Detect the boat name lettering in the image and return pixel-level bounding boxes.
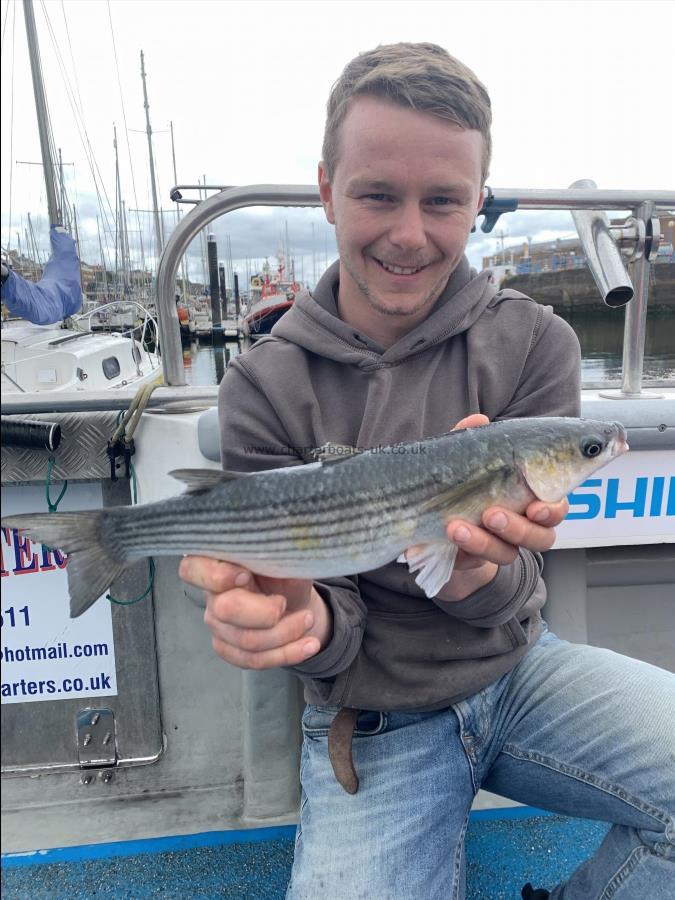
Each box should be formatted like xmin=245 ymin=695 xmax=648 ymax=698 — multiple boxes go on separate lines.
xmin=1 ymin=528 xmax=68 ymax=577
xmin=567 ymin=475 xmax=675 ymax=520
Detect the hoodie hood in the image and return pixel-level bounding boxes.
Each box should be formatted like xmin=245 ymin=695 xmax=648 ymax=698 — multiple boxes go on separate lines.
xmin=271 ymin=256 xmax=496 ymax=371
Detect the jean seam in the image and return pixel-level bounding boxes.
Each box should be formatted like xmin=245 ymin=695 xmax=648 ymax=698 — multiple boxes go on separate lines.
xmin=452 ymin=703 xmax=479 ymax=795
xmin=451 ymin=812 xmax=471 ymax=900
xmin=501 ymin=742 xmax=672 ymax=833
xmin=597 ymin=844 xmax=649 ymax=900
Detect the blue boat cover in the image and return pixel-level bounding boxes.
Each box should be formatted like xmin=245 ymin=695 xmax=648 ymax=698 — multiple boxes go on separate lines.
xmin=1 ymin=226 xmax=82 ymax=325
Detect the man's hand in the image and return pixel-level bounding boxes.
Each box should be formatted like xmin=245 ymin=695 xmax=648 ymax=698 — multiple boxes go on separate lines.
xmin=436 ymin=414 xmax=568 ymax=601
xmin=179 ymin=558 xmax=331 ymax=669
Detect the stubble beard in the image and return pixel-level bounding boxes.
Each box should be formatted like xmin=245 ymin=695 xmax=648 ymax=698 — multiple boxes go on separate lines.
xmin=342 ymin=253 xmax=451 ymax=318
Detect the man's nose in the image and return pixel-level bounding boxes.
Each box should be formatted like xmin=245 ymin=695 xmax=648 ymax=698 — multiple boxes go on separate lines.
xmin=389 ymin=203 xmax=427 ymax=251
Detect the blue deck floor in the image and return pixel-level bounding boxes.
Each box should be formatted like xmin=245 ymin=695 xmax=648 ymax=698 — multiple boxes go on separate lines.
xmin=2 ymin=808 xmax=609 ymax=899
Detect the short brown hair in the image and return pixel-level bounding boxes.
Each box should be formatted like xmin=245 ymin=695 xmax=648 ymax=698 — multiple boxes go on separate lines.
xmin=322 ymin=42 xmax=492 ymax=184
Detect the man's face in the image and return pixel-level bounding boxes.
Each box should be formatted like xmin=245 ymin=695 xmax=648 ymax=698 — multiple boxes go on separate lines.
xmin=319 ymin=96 xmax=484 ymax=324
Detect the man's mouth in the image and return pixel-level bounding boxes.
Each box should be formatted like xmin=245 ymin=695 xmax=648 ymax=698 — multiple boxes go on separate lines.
xmin=374 ymin=257 xmax=427 ymax=276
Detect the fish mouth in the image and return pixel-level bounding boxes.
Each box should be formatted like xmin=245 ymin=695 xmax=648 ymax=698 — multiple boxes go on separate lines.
xmin=610 ymin=422 xmax=630 ymax=457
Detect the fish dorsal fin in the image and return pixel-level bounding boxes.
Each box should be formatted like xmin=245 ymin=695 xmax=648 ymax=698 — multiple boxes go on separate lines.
xmin=313 ymin=442 xmax=362 ymax=463
xmin=169 ymin=468 xmax=246 ymax=492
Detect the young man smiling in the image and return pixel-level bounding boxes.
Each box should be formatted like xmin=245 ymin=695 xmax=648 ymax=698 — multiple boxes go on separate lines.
xmin=320 ymin=94 xmax=485 ymax=343
xmin=180 ymin=43 xmax=675 ymax=899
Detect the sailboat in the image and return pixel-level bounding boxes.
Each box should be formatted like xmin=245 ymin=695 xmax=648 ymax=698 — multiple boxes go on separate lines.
xmin=0 ymin=1 xmax=161 ymax=394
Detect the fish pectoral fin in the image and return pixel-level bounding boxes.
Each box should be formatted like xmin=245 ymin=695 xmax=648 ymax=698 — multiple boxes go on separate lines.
xmin=418 ymin=465 xmax=511 ymax=516
xmin=169 ymin=468 xmax=247 ymax=492
xmin=403 ymin=540 xmax=459 ymax=598
xmin=312 ymin=442 xmax=362 ymax=463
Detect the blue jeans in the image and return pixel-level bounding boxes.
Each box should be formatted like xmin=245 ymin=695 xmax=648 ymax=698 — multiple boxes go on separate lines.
xmin=286 ymin=629 xmax=675 ymax=899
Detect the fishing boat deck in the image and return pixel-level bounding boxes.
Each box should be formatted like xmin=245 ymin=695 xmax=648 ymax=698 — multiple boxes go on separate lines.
xmin=1 ymin=808 xmax=609 ymax=899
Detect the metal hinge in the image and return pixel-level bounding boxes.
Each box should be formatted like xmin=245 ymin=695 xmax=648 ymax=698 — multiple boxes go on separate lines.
xmin=76 ymin=708 xmax=116 ymax=769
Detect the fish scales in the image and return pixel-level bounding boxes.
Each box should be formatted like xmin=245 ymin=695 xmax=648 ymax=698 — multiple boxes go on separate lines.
xmin=114 ymin=483 xmax=440 ymax=557
xmin=0 ymin=417 xmax=629 ymax=617
xmin=112 ymin=460 xmax=455 ymax=547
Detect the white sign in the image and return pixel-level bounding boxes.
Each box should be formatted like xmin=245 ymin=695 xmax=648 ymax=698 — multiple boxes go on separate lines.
xmin=1 ymin=484 xmax=117 ymax=705
xmin=556 ymin=449 xmax=675 ymax=548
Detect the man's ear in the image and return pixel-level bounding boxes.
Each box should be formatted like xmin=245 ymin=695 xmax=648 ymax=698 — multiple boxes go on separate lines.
xmin=318 ymin=162 xmax=335 ymax=225
xmin=476 ymin=184 xmax=486 ymax=216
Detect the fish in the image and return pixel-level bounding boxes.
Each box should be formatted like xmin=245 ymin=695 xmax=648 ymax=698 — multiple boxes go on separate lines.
xmin=1 ymin=417 xmax=628 ymax=618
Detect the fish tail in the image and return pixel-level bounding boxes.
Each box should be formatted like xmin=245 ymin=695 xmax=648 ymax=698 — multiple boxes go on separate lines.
xmin=1 ymin=511 xmax=127 ymax=618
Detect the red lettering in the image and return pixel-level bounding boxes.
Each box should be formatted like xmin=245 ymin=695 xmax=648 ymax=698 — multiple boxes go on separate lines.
xmin=1 ymin=527 xmax=11 ymax=577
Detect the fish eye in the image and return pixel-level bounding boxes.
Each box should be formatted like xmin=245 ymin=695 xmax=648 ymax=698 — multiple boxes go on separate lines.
xmin=581 ymin=437 xmax=604 ymax=458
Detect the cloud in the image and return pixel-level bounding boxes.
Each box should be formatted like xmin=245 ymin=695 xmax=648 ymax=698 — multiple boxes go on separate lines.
xmin=3 ymin=189 xmax=585 ymax=285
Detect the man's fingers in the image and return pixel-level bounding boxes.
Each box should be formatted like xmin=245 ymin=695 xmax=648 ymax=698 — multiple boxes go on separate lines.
xmin=211 ymin=633 xmax=321 ymax=670
xmin=179 ymin=556 xmax=251 ymax=593
xmin=209 ymin=608 xmax=314 ymax=654
xmin=447 ymin=520 xmax=520 ymax=566
xmin=204 ymin=587 xmax=286 ymax=630
xmin=481 ymin=507 xmax=556 ymax=553
xmin=525 ymin=498 xmax=569 ymax=528
xmin=452 ymin=413 xmax=489 ymax=431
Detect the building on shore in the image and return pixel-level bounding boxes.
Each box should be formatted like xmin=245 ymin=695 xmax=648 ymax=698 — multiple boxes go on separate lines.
xmin=482 ymin=215 xmax=675 ymax=281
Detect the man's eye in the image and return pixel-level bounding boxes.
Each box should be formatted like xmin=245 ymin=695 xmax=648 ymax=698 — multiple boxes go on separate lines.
xmin=364 ymin=194 xmax=391 ymax=202
xmin=428 ymin=197 xmax=454 ymax=207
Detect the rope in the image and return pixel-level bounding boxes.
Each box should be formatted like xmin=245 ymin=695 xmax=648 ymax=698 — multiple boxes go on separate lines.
xmin=107 ymin=558 xmax=154 ymax=607
xmin=39 ymin=1 xmax=116 ymax=234
xmin=107 ymin=0 xmax=146 ymax=279
xmin=41 ymin=403 xmax=155 ymax=606
xmin=45 ymin=457 xmax=68 ymax=512
xmin=111 ymin=380 xmax=159 ymax=445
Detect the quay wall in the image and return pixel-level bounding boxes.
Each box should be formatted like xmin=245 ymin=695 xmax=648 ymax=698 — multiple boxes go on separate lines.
xmin=503 ymin=262 xmax=674 ymax=316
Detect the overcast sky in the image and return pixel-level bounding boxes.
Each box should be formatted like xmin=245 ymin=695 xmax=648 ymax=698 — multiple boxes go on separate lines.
xmin=2 ymin=0 xmax=673 ymax=286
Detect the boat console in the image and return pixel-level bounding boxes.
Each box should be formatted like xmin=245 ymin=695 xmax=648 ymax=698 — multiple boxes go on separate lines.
xmin=2 ymin=183 xmax=673 ymax=857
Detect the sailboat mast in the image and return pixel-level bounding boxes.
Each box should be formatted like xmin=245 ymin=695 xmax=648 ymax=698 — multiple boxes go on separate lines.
xmin=114 ymin=124 xmax=120 ymax=299
xmin=170 ymin=120 xmax=189 ymax=302
xmin=140 ymin=50 xmax=163 ymax=263
xmin=22 ymin=0 xmax=61 ymax=227
xmin=97 ymin=214 xmax=109 ymax=298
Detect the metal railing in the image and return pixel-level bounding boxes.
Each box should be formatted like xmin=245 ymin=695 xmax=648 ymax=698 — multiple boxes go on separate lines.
xmin=155 ymin=184 xmax=675 ymax=392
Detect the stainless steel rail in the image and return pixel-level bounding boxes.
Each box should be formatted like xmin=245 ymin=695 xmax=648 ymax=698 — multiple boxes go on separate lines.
xmin=156 ymin=184 xmax=675 ymax=388
xmin=156 ymin=186 xmax=320 ymax=384
xmin=621 ymin=200 xmax=656 ymax=397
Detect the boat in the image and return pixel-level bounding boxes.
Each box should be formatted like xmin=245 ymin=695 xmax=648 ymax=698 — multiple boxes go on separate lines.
xmin=0 ymin=1 xmax=162 ymax=399
xmin=1 ymin=177 xmax=674 ymax=893
xmin=1 ymin=318 xmax=159 ymax=393
xmin=241 ymin=256 xmax=301 ymax=338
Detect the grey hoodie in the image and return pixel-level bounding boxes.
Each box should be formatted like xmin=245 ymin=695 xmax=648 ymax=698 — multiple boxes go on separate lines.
xmin=218 ymin=257 xmax=581 ymax=711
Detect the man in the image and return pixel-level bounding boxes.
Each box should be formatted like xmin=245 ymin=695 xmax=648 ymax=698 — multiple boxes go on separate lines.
xmin=180 ymin=43 xmax=674 ymax=899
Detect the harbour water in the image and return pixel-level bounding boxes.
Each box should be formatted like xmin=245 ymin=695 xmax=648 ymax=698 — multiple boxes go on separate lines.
xmin=181 ymin=311 xmax=675 ymax=387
